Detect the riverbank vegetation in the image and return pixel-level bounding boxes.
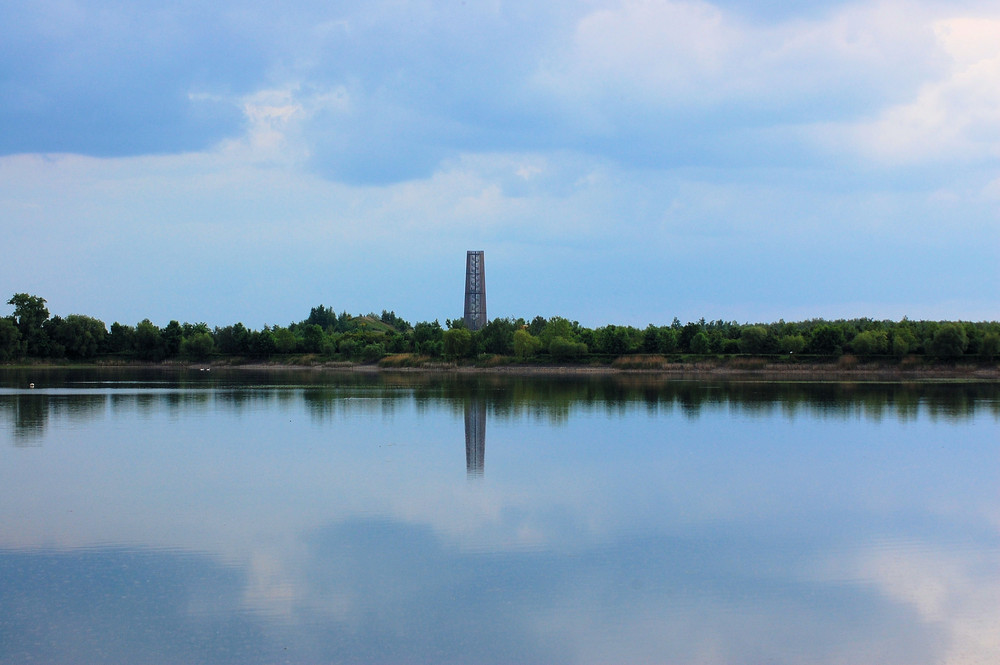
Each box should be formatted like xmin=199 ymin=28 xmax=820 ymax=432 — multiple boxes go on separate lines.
xmin=3 ymin=293 xmax=999 ymax=367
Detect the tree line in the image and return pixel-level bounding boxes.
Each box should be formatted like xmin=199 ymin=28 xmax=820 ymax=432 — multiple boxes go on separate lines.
xmin=3 ymin=293 xmax=999 ymax=364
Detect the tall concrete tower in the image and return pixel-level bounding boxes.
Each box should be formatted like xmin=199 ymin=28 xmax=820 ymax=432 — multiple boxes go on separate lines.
xmin=463 ymin=250 xmax=486 ymax=331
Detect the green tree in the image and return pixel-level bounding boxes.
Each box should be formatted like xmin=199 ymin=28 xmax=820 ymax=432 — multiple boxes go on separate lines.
xmin=738 ymin=325 xmax=770 ymax=354
xmin=642 ymin=325 xmax=660 ymax=353
xmin=305 ymin=305 xmax=338 ymax=331
xmin=443 ymin=328 xmax=473 ymax=359
xmin=379 ymin=310 xmax=411 ymax=331
xmin=658 ymin=327 xmax=679 ymax=353
xmin=272 ymin=326 xmax=298 ymax=354
xmin=7 ymin=293 xmax=50 ymax=356
xmin=181 ymin=332 xmax=215 ymax=360
xmin=527 ymin=316 xmax=547 ymax=337
xmin=380 ymin=330 xmax=407 ymax=353
xmin=301 ymin=324 xmax=325 ymax=353
xmin=549 ymin=336 xmax=587 ymax=360
xmin=320 ymin=332 xmax=341 ymax=356
xmin=162 ymin=320 xmax=183 ymax=358
xmin=539 ymin=317 xmax=576 ymax=348
xmin=479 ymin=318 xmax=516 ymax=355
xmin=806 ymin=324 xmax=846 ymax=356
xmin=413 ymin=320 xmax=442 ymax=342
xmin=980 ymin=332 xmax=1000 ymax=361
xmin=135 ymin=319 xmax=165 ymax=360
xmin=361 ymin=342 xmax=386 ymax=361
xmin=50 ymin=314 xmax=107 ymax=359
xmin=891 ymin=327 xmax=917 ymax=356
xmin=338 ymin=337 xmax=359 ymax=358
xmin=214 ymin=323 xmax=251 ymax=355
xmin=42 ymin=316 xmax=68 ymax=358
xmin=108 ymin=322 xmax=136 ymax=354
xmin=778 ymin=334 xmax=806 ymax=354
xmin=928 ymin=322 xmax=968 ymax=359
xmin=679 ymin=321 xmax=704 ymax=352
xmin=690 ymin=331 xmax=711 ymax=354
xmin=250 ymin=328 xmax=277 ymax=357
xmin=850 ymin=330 xmax=888 ymax=356
xmin=8 ymin=293 xmax=48 ymax=334
xmin=413 ymin=320 xmax=443 ymax=355
xmin=182 ymin=322 xmax=211 ymax=338
xmin=641 ymin=325 xmax=678 ymax=354
xmin=0 ymin=317 xmax=22 ymax=360
xmin=513 ymin=328 xmax=541 ymax=360
xmin=595 ymin=325 xmax=641 ymax=355
xmin=962 ymin=322 xmax=983 ymax=356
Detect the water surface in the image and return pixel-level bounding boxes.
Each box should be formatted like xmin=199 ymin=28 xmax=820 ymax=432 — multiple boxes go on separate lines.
xmin=1 ymin=368 xmax=998 ymax=664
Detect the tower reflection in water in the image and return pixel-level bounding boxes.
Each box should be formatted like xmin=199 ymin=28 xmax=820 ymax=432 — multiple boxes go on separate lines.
xmin=464 ymin=400 xmax=485 ymax=477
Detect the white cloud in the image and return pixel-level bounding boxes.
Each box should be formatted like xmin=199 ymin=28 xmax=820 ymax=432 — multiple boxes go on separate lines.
xmin=7 ymin=0 xmax=1000 ymax=328
xmin=571 ymin=0 xmax=738 ymax=97
xmin=242 ymin=93 xmax=303 ymax=153
xmin=537 ymin=0 xmax=942 ymax=115
xmin=218 ymin=85 xmax=353 ymax=164
xmin=824 ymin=15 xmax=1000 ymax=164
xmin=515 ymin=163 xmax=543 ymax=180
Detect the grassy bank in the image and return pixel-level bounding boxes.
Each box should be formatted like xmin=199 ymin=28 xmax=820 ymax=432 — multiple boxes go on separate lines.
xmin=8 ymin=352 xmax=996 ymax=381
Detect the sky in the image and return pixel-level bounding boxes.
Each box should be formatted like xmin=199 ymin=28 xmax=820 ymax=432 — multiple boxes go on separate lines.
xmin=2 ymin=0 xmax=999 ymax=329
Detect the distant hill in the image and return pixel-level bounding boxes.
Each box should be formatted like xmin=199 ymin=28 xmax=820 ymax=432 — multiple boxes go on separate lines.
xmin=350 ymin=316 xmax=397 ymax=333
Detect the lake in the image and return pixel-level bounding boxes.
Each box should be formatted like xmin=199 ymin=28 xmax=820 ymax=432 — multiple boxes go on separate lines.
xmin=1 ymin=368 xmax=998 ymax=664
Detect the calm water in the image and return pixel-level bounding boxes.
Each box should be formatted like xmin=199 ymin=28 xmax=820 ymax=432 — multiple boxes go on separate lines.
xmin=1 ymin=368 xmax=999 ymax=665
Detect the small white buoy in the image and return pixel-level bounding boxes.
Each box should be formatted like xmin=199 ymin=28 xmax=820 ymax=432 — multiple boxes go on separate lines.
xmin=29 ymin=383 xmax=35 ymax=389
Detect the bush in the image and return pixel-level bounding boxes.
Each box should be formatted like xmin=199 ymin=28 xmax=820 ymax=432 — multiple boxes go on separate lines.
xmin=361 ymin=343 xmax=385 ymax=362
xmin=338 ymin=338 xmax=359 ymax=358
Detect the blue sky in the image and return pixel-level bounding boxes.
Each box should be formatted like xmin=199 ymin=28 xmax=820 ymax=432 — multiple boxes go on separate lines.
xmin=2 ymin=0 xmax=998 ymax=328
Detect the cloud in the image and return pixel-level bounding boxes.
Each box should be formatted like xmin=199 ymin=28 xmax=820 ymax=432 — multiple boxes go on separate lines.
xmin=3 ymin=128 xmax=998 ymax=329
xmin=4 ymin=0 xmax=997 ymax=179
xmin=545 ymin=0 xmax=740 ymax=103
xmin=0 ymin=0 xmax=562 ymax=181
xmin=835 ymin=15 xmax=1000 ymax=164
xmin=3 ymin=0 xmax=1000 ymax=324
xmin=537 ymin=1 xmax=942 ymax=116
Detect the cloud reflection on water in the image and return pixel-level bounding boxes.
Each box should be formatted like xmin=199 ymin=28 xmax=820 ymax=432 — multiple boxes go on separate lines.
xmin=0 ymin=370 xmax=998 ymax=664
xmin=3 ymin=514 xmax=981 ymax=665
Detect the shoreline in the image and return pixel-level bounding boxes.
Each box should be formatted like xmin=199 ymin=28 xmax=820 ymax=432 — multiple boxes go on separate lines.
xmin=243 ymin=362 xmax=1000 ymax=381
xmin=6 ymin=358 xmax=999 ymax=381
